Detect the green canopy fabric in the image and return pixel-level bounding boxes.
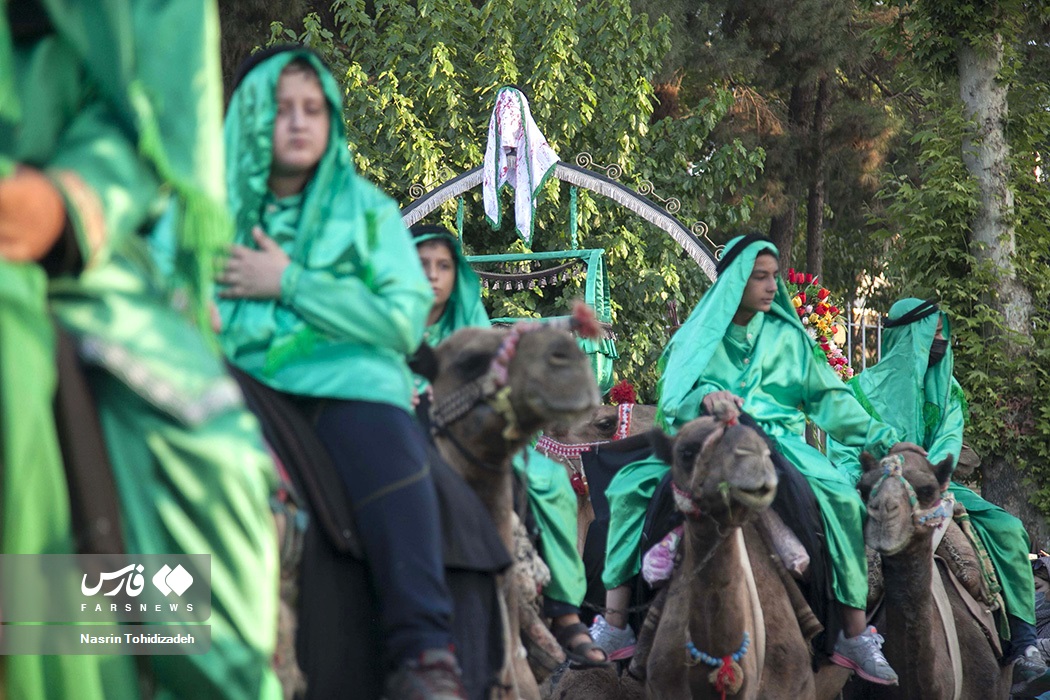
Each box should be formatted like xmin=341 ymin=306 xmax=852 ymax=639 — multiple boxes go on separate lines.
xmin=468 ymin=248 xmax=618 ymax=393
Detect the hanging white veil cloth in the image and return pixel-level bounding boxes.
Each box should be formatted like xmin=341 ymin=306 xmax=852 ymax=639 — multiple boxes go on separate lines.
xmin=482 ymin=87 xmax=560 ymax=246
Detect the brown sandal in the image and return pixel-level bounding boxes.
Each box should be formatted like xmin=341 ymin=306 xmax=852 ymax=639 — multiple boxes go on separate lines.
xmin=552 ymin=621 xmax=612 ymax=669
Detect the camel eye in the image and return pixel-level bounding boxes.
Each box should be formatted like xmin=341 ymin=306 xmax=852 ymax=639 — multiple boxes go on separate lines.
xmin=677 ymin=445 xmax=699 ymax=468
xmin=596 ymin=418 xmax=616 ymax=432
xmin=455 ymin=351 xmax=491 ymax=380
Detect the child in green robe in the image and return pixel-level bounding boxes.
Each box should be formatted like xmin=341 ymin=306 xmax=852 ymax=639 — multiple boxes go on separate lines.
xmin=218 ymin=50 xmax=467 ymax=698
xmin=828 ymin=298 xmax=1047 ymax=687
xmin=1 ymin=2 xmax=281 ymax=698
xmin=593 ymin=234 xmax=904 ymax=685
xmin=411 ymin=223 xmax=609 ymax=667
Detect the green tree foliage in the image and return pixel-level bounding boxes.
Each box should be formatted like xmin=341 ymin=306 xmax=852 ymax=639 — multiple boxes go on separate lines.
xmin=265 ymin=0 xmax=764 ymax=400
xmin=867 ymin=4 xmax=1050 ymax=531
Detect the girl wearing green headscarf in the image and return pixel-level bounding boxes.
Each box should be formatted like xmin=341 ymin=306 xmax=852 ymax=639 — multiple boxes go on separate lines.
xmin=1 ymin=2 xmax=281 ymax=698
xmin=410 ymin=223 xmax=608 ymax=666
xmin=828 ymin=298 xmax=1046 ymax=683
xmin=593 ymin=235 xmax=903 ymax=684
xmin=219 ymin=50 xmax=468 ymax=698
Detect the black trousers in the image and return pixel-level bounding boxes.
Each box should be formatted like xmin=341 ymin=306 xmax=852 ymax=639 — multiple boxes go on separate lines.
xmin=314 ymin=399 xmax=454 ymax=668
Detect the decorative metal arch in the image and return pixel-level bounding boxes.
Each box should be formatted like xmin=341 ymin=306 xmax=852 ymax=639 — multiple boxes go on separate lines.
xmin=400 ymin=153 xmax=720 ymax=281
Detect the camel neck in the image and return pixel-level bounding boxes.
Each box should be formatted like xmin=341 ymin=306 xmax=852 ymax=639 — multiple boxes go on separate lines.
xmin=880 ymin=536 xmax=953 ymax=698
xmin=681 ymin=521 xmax=753 ymax=658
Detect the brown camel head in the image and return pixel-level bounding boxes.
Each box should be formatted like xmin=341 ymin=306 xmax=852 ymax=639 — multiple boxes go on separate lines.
xmin=649 ymin=403 xmax=776 ymax=523
xmin=546 ymin=403 xmax=657 ymax=442
xmin=858 ymin=448 xmax=954 ymax=556
xmin=427 ymin=325 xmax=601 ymax=462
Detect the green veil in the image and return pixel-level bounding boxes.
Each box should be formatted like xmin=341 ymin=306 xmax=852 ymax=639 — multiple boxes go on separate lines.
xmin=218 ymin=49 xmax=351 ymax=372
xmin=411 ymin=225 xmax=491 ymax=346
xmin=657 ymin=234 xmax=810 ymax=427
xmin=851 ymin=298 xmax=965 ymax=452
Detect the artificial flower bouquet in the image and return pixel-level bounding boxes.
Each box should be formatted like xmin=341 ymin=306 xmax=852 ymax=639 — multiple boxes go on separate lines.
xmin=785 ymin=270 xmax=854 ymax=381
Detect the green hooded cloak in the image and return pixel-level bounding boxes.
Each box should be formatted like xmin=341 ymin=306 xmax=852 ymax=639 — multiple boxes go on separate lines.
xmin=413 ymin=228 xmax=490 ymax=347
xmin=829 ymin=298 xmax=1035 ymax=626
xmin=604 ymin=236 xmax=898 ymax=609
xmin=219 ymin=50 xmax=431 ymax=411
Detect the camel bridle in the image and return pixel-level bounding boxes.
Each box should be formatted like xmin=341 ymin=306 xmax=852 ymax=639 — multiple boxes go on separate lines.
xmin=534 ymin=401 xmax=635 ymax=458
xmin=671 ymin=413 xmax=740 ymax=521
xmin=870 ymin=453 xmax=952 ymax=528
xmin=428 ymin=306 xmax=603 ymax=472
xmin=428 ymin=323 xmax=541 ymax=473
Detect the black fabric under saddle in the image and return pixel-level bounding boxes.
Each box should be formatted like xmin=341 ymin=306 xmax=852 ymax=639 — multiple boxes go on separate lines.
xmin=229 ymin=366 xmax=510 ymax=700
xmin=578 ymin=413 xmax=839 ymax=662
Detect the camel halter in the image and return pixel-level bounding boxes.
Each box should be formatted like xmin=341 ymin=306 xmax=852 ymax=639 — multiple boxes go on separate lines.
xmin=535 ymin=402 xmax=634 ymax=496
xmin=670 ymin=411 xmax=739 ymax=520
xmin=534 ymin=396 xmax=635 ymax=458
xmin=429 ymin=303 xmax=601 ymax=470
xmin=870 ymin=454 xmax=952 ymax=528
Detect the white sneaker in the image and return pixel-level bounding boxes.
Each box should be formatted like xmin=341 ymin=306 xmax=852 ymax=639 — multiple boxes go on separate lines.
xmin=589 ymin=614 xmax=637 ymax=660
xmin=830 ymin=627 xmax=899 ymax=686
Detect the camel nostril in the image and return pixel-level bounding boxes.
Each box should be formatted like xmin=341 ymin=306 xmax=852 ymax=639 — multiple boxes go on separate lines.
xmin=547 ymin=350 xmax=572 ymax=366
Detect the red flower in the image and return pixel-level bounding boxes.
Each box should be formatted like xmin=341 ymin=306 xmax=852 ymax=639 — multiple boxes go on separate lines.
xmin=815 ymin=303 xmax=828 ymax=316
xmin=817 ymin=288 xmax=830 ymax=301
xmin=805 ymin=273 xmax=813 ymax=283
xmin=820 ymin=343 xmax=831 ymax=352
xmin=830 ymin=306 xmax=839 ymax=316
xmin=609 ymin=380 xmax=637 ymax=405
xmin=788 ymin=268 xmax=796 ymax=283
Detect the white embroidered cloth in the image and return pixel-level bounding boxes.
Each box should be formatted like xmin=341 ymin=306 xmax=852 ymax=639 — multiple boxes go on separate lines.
xmin=482 ymin=87 xmax=559 ymax=246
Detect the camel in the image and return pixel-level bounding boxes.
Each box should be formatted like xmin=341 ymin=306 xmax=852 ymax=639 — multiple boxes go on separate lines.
xmin=551 ymin=405 xmax=827 ymax=700
xmin=540 ymin=402 xmax=657 ymax=554
xmin=426 ymin=322 xmax=601 ymax=700
xmin=852 ymin=449 xmax=1012 ymax=700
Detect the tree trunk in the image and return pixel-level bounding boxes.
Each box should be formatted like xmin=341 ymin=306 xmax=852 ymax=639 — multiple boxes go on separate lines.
xmin=957 ymin=37 xmax=1048 ymax=546
xmin=805 ymin=76 xmax=830 ymax=278
xmin=769 ymin=82 xmax=812 ymax=271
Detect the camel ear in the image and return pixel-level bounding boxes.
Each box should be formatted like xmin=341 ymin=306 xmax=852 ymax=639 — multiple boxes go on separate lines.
xmin=649 ymin=428 xmax=675 ymax=466
xmin=408 ymin=343 xmax=438 ymax=382
xmin=934 ymin=457 xmax=954 ymax=488
xmin=860 ymin=451 xmax=880 ymax=473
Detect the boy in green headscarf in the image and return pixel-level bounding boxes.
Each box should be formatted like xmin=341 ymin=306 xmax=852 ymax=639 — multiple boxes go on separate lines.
xmin=410 ymin=223 xmax=608 ymax=667
xmin=828 ymin=298 xmax=1047 ymax=685
xmin=593 ymin=235 xmax=906 ymax=685
xmin=1 ymin=2 xmax=281 ymax=698
xmin=218 ymin=50 xmax=467 ymax=699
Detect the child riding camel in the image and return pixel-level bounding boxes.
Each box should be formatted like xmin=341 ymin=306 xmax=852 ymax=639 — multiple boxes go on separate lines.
xmin=411 ymin=223 xmax=609 ymax=667
xmin=218 ymin=50 xmax=466 ymax=698
xmin=593 ymin=234 xmax=911 ymax=686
